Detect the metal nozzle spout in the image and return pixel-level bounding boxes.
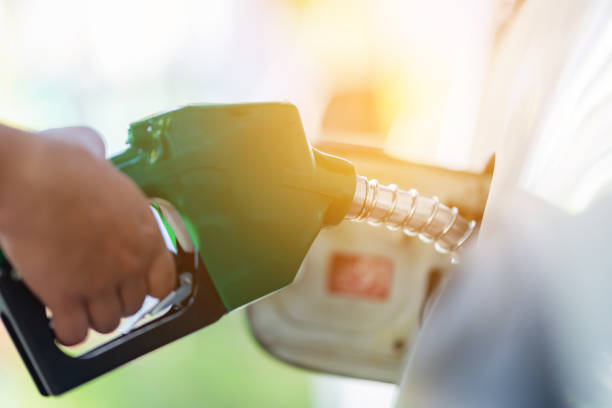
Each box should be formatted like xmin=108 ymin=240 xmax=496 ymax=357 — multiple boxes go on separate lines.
xmin=346 ymin=175 xmax=476 ymax=258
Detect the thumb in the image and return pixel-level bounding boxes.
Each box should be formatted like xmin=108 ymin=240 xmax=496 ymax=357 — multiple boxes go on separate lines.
xmin=38 ymin=127 xmax=106 ymax=159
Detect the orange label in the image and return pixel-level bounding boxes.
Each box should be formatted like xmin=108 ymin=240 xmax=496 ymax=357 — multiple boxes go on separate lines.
xmin=327 ymin=253 xmax=394 ymax=301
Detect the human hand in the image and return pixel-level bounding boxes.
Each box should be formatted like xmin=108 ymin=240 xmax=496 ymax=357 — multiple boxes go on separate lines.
xmin=0 ymin=125 xmax=176 ymax=345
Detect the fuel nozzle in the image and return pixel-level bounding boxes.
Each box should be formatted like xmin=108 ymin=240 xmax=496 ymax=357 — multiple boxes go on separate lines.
xmin=115 ymin=102 xmax=475 ymax=312
xmin=345 ymin=175 xmax=476 ymax=258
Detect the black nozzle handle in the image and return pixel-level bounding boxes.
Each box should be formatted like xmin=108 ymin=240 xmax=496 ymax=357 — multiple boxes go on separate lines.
xmin=0 ymin=247 xmax=226 ymax=396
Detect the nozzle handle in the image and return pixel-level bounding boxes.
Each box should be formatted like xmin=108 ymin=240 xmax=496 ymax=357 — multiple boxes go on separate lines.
xmin=0 ymin=245 xmax=226 ymax=396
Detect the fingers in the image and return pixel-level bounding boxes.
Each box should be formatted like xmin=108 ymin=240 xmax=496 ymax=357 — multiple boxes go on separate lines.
xmin=53 ymin=279 xmax=147 ymax=345
xmin=52 ymin=252 xmax=174 ymax=342
xmin=86 ymin=291 xmax=122 ymax=334
xmin=147 ymin=249 xmax=176 ymax=299
xmin=118 ymin=277 xmax=147 ymax=316
xmin=51 ymin=300 xmax=89 ymax=346
xmin=38 ymin=127 xmax=106 ymax=158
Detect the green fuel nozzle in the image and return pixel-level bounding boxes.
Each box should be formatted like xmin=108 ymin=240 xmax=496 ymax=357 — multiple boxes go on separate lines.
xmin=0 ymin=102 xmax=475 ymax=396
xmin=112 ymin=103 xmax=475 ymax=310
xmin=112 ymin=103 xmax=357 ymax=311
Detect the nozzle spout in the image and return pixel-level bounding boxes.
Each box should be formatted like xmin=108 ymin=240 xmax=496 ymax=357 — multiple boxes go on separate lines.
xmin=346 ymin=175 xmax=476 ymax=257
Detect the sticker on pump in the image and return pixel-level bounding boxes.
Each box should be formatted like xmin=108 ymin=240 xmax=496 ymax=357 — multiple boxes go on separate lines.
xmin=327 ymin=252 xmax=394 ymax=301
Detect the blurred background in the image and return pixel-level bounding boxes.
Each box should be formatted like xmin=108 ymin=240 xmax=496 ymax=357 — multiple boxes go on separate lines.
xmin=0 ymin=0 xmax=507 ymax=406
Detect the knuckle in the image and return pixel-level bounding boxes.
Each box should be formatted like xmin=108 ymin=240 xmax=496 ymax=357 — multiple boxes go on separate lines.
xmin=115 ymin=246 xmax=145 ymax=276
xmin=88 ymin=275 xmax=111 ymax=295
xmin=38 ymin=126 xmax=106 ymax=158
xmin=141 ymin=223 xmax=164 ymax=253
xmin=72 ymin=126 xmax=105 ymax=152
xmin=141 ymin=218 xmax=159 ymax=239
xmin=73 ymin=126 xmax=100 ymax=138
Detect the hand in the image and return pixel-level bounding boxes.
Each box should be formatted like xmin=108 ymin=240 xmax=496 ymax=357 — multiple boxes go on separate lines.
xmin=0 ymin=126 xmax=176 ymax=345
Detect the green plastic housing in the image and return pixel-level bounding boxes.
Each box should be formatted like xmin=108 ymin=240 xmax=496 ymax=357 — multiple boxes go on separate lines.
xmin=111 ymin=103 xmax=356 ymax=311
